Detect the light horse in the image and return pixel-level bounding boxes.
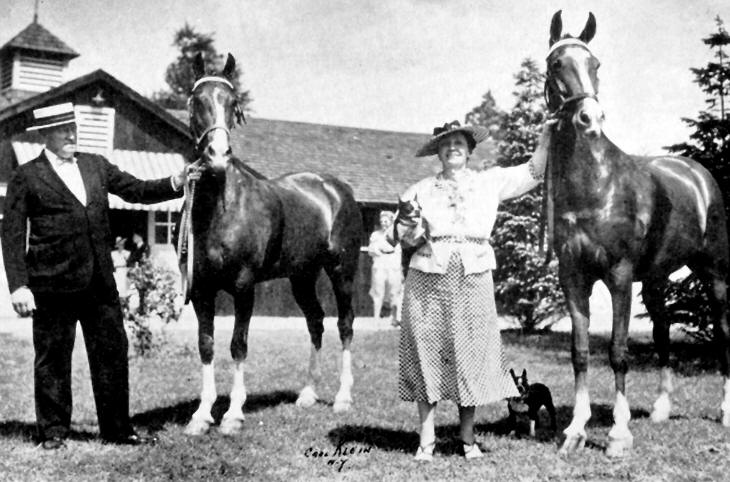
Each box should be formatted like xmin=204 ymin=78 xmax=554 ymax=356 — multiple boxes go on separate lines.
xmin=544 ymin=11 xmax=730 ymax=456
xmin=179 ymin=53 xmax=363 ymax=435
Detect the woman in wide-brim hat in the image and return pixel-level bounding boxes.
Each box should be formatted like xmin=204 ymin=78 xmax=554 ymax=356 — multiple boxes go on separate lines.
xmin=393 ymin=119 xmax=554 ymax=461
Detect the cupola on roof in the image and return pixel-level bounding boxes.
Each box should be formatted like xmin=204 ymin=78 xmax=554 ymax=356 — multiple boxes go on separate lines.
xmin=0 ymin=20 xmax=79 ymax=59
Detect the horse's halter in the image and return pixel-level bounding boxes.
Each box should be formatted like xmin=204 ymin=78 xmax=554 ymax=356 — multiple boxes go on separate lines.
xmin=188 ymin=76 xmax=245 ymax=153
xmin=544 ymin=38 xmax=600 ymax=116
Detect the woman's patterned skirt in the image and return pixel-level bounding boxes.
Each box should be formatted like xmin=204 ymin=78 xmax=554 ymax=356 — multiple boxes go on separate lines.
xmin=398 ymin=253 xmax=518 ymax=406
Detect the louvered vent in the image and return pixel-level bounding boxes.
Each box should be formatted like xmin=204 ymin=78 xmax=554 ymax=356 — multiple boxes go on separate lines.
xmin=75 ymin=105 xmax=115 ymax=153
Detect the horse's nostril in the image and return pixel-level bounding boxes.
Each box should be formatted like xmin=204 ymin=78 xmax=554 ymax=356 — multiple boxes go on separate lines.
xmin=577 ymin=111 xmax=591 ymax=127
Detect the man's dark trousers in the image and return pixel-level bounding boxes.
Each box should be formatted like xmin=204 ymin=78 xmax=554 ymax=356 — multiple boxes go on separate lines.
xmin=32 ymin=271 xmax=132 ymax=441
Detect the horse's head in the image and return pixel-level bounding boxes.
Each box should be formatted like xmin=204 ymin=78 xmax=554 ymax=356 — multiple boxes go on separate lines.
xmin=188 ymin=53 xmax=245 ymax=169
xmin=545 ymin=10 xmax=604 ymax=139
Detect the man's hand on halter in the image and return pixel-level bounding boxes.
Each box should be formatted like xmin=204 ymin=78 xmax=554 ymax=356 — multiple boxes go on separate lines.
xmin=173 ymin=160 xmax=204 ymax=190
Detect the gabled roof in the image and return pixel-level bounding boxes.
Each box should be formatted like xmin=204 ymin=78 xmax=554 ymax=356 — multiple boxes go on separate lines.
xmin=0 ymin=69 xmax=190 ymax=140
xmin=0 ymin=21 xmax=79 ymax=59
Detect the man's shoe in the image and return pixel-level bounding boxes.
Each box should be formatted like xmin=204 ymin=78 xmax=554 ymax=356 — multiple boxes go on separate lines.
xmin=41 ymin=436 xmax=66 ymax=450
xmin=102 ymin=432 xmax=157 ymax=446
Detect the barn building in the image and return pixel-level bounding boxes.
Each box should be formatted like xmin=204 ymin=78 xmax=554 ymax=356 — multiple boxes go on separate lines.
xmin=0 ymin=19 xmax=454 ymax=317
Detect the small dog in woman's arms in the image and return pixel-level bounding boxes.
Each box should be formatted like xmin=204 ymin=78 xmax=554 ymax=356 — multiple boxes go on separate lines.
xmin=507 ymin=368 xmax=557 ymax=437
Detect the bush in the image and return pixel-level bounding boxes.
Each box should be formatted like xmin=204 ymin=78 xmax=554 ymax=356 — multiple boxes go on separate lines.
xmin=491 ymin=199 xmax=565 ymax=332
xmin=120 ymin=256 xmax=183 ymax=356
xmin=653 ymin=274 xmax=714 ymax=343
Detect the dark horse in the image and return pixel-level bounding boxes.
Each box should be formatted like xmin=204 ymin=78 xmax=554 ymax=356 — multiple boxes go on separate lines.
xmin=545 ymin=11 xmax=730 ymax=456
xmin=179 ymin=53 xmax=363 ymax=435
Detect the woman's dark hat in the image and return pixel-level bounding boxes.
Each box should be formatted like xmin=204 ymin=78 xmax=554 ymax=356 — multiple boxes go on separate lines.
xmin=415 ymin=121 xmax=489 ymax=157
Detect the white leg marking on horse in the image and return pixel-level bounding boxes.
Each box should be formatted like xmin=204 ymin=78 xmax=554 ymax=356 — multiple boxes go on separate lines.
xmin=651 ymin=367 xmax=673 ymax=423
xmin=334 ymin=348 xmax=354 ymax=412
xmin=185 ymin=362 xmax=216 ymax=436
xmin=561 ymin=387 xmax=590 ymax=452
xmin=721 ymin=377 xmax=730 ymax=427
xmin=220 ymin=361 xmax=247 ymax=435
xmin=607 ymin=392 xmax=634 ymax=457
xmin=296 ymin=345 xmax=320 ymax=408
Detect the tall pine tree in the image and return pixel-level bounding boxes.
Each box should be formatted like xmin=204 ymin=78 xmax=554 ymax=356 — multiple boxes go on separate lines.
xmin=152 ymin=23 xmax=252 ymax=110
xmin=660 ymin=16 xmax=730 ymax=340
xmin=668 ymin=16 xmax=730 ymax=220
xmin=485 ymin=58 xmax=565 ymax=331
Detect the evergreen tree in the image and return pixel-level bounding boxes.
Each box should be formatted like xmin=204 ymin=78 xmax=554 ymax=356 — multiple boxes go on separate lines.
xmin=661 ymin=16 xmax=729 ymax=340
xmin=667 ymin=16 xmax=730 ymax=220
xmin=487 ymin=58 xmax=565 ymax=331
xmin=152 ymin=23 xmax=252 ymax=110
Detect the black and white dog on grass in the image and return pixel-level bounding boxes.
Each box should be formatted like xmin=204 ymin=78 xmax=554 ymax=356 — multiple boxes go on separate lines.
xmin=507 ymin=369 xmax=557 ymax=437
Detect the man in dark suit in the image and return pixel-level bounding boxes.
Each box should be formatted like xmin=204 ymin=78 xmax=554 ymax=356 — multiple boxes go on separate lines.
xmin=1 ymin=102 xmax=198 ymax=449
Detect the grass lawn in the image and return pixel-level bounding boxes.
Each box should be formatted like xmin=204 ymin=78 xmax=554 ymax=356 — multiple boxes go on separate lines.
xmin=1 ymin=322 xmax=729 ymax=481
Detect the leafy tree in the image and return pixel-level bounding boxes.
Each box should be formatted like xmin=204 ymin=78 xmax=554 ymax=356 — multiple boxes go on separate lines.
xmin=661 ymin=16 xmax=730 ymax=340
xmin=486 ymin=58 xmax=565 ymax=331
xmin=152 ymin=23 xmax=252 ymax=110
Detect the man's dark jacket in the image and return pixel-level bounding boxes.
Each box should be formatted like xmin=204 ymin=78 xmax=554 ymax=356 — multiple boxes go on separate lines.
xmin=1 ymin=151 xmax=181 ymax=295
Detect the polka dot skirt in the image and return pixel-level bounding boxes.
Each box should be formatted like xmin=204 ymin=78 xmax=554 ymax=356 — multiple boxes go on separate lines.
xmin=398 ymin=253 xmax=518 ymax=406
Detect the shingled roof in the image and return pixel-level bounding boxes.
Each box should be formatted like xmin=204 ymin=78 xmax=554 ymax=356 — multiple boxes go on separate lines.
xmin=0 ymin=21 xmax=79 ymax=58
xmin=169 ymin=112 xmax=496 ymax=204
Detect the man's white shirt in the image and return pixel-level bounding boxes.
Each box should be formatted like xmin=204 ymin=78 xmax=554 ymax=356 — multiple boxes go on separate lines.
xmin=45 ymin=148 xmax=87 ymax=206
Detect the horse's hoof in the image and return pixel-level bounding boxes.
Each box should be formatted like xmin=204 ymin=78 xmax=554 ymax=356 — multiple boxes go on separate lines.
xmin=219 ymin=416 xmax=245 ymax=436
xmin=333 ymin=400 xmax=352 ymax=413
xmin=606 ymin=436 xmax=633 ymax=458
xmin=184 ymin=418 xmax=211 ymax=436
xmin=559 ymin=434 xmax=586 ymax=454
xmin=650 ymin=409 xmax=670 ymax=423
xmin=296 ymin=387 xmax=318 ymax=408
xmin=651 ymin=395 xmax=671 ymax=423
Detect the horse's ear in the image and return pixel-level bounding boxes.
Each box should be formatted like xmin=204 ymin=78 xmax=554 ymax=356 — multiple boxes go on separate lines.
xmin=549 ymin=10 xmax=563 ymax=46
xmin=222 ymin=53 xmax=236 ymax=79
xmin=521 ymin=369 xmax=527 ymax=379
xmin=578 ymin=12 xmax=596 ymax=44
xmin=192 ymin=52 xmax=205 ymax=80
xmin=510 ymin=368 xmax=516 ymax=378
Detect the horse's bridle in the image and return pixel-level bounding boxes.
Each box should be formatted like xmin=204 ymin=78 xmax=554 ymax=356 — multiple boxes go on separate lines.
xmin=541 ymin=38 xmax=600 ymax=262
xmin=544 ymin=39 xmax=599 ymax=116
xmin=188 ymin=76 xmax=244 ymax=152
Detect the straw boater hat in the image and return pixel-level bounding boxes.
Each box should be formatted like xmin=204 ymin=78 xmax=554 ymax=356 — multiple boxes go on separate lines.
xmin=26 ymin=102 xmax=76 ymax=131
xmin=415 ymin=120 xmax=489 ymax=157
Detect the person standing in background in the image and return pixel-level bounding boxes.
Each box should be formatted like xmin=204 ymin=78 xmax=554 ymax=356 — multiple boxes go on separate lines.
xmin=126 ymin=232 xmax=149 ymax=268
xmin=367 ymin=211 xmax=403 ymax=327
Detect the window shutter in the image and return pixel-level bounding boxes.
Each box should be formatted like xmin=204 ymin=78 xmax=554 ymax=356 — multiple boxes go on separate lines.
xmin=75 ymin=105 xmax=115 ymax=153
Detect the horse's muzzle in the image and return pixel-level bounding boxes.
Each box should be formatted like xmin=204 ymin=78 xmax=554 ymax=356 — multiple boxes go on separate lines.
xmin=572 ymin=98 xmax=604 ymax=139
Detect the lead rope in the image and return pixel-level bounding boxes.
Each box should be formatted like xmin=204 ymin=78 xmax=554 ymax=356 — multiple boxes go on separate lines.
xmin=178 ymin=174 xmax=197 ymax=304
xmin=539 ymin=126 xmax=555 ymax=265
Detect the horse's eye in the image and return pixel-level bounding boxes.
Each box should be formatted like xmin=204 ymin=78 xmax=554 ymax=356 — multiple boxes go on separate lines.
xmin=551 ymin=59 xmax=562 ymax=70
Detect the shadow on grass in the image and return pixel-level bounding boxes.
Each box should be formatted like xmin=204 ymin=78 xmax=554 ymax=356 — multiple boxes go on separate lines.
xmin=131 ymin=390 xmax=298 ymax=430
xmin=328 ymin=403 xmax=650 ymax=455
xmin=0 ymin=420 xmax=96 ymax=443
xmin=502 ymin=329 xmax=721 ymax=375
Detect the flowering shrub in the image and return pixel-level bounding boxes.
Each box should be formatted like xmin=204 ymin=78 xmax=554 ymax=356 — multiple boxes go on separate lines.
xmin=120 ymin=256 xmax=182 ymax=356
